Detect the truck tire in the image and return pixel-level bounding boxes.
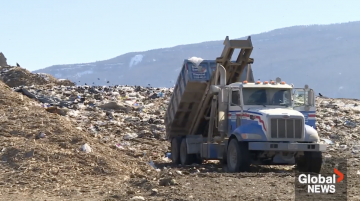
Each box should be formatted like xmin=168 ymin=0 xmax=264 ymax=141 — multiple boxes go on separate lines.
xmin=180 ymin=138 xmax=195 ymax=165
xmin=171 ymin=137 xmax=181 ymax=164
xmin=296 ymin=151 xmax=322 ymax=173
xmin=227 ymin=139 xmax=250 ymax=172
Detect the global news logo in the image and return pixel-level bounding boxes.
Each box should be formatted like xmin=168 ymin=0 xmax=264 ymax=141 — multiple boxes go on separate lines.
xmin=298 ymin=168 xmax=344 ymax=194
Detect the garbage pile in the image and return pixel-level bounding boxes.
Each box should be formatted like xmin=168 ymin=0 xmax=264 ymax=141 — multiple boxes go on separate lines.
xmin=315 ymin=97 xmax=360 ymax=156
xmin=1 ymin=77 xmax=360 ymax=199
xmin=0 ymin=65 xmax=75 ymax=87
xmin=12 ymin=83 xmax=360 ymax=154
xmin=13 ymin=84 xmax=171 ymax=141
xmin=0 ymin=80 xmax=173 ymax=200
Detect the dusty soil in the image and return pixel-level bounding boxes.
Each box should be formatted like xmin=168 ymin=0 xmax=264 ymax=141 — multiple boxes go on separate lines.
xmin=1 ymin=160 xmax=358 ymax=201
xmin=0 ymin=80 xmax=359 ymax=201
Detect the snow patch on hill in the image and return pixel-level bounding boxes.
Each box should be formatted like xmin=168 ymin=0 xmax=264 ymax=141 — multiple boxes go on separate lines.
xmin=129 ymin=55 xmax=144 ymax=69
xmin=75 ymin=70 xmax=93 ymax=78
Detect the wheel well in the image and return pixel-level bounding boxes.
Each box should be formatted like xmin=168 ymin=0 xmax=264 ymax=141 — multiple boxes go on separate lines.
xmin=228 ymin=134 xmax=238 ymax=144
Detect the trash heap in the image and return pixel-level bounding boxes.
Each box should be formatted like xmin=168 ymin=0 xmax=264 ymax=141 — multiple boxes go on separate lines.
xmin=314 ymin=97 xmax=360 ymax=199
xmin=1 ymin=76 xmax=360 ymax=199
xmin=0 ymin=80 xmax=175 ymax=200
xmin=0 ymin=65 xmax=75 ymax=87
xmin=13 ymin=84 xmax=171 ymax=141
xmin=315 ymin=97 xmax=360 ymax=156
xmin=12 ymin=83 xmax=360 ymax=155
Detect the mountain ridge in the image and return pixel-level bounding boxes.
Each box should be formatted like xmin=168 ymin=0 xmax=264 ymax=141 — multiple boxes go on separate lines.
xmin=34 ymin=21 xmax=360 ymax=98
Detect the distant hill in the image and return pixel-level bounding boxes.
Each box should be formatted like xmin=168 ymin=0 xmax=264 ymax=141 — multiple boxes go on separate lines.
xmin=34 ymin=21 xmax=360 ymax=99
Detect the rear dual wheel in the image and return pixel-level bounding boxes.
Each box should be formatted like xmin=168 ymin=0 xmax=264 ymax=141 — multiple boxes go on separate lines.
xmin=171 ymin=137 xmax=203 ymax=165
xmin=171 ymin=137 xmax=181 ymax=164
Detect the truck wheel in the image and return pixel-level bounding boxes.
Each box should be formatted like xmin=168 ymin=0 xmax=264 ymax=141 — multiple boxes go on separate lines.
xmin=296 ymin=151 xmax=322 ymax=173
xmin=295 ymin=156 xmax=306 ymax=171
xmin=227 ymin=139 xmax=250 ymax=172
xmin=171 ymin=137 xmax=181 ymax=164
xmin=180 ymin=138 xmax=195 ymax=165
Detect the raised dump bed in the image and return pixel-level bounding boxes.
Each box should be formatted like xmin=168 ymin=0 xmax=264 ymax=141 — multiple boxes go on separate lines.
xmin=165 ymin=59 xmax=254 ymax=139
xmin=165 ymin=36 xmax=255 ymax=139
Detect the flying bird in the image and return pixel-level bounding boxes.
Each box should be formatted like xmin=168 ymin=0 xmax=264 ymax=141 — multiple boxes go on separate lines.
xmin=107 ymin=81 xmax=110 ymax=83
xmin=98 ymin=78 xmax=100 ymax=80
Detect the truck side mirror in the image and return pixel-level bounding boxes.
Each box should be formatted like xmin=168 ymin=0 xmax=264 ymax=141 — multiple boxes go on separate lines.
xmin=308 ymin=89 xmax=314 ymax=106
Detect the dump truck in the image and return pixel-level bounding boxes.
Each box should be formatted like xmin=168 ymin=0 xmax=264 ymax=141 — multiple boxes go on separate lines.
xmin=164 ymin=36 xmax=326 ymax=173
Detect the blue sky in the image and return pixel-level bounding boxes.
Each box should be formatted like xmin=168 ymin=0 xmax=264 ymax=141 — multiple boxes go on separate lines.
xmin=1 ymin=0 xmax=359 ymax=71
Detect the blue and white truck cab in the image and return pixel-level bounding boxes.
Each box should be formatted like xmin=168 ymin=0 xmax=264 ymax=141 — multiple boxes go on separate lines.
xmin=222 ymin=77 xmax=324 ymax=172
xmin=165 ymin=36 xmax=326 ymax=173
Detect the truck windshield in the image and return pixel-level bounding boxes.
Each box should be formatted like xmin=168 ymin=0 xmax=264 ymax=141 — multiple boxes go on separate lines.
xmin=243 ymin=88 xmax=292 ymax=106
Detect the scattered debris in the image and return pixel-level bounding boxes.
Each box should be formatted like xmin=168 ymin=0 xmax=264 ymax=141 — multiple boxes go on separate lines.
xmin=130 ymin=196 xmax=145 ymax=200
xmin=0 ymin=78 xmax=359 ymax=200
xmin=80 ymin=143 xmax=92 ymax=153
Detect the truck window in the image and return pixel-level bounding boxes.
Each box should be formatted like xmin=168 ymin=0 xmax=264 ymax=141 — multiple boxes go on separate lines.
xmin=293 ymin=90 xmax=307 ymax=107
xmin=243 ymin=89 xmax=267 ymax=105
xmin=243 ymin=88 xmax=291 ymax=106
xmin=271 ymin=90 xmax=291 ymax=105
xmin=231 ymin=90 xmax=241 ymax=106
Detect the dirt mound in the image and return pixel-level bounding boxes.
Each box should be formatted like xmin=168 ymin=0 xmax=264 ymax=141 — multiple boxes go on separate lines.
xmin=0 ymin=81 xmax=156 ymax=200
xmin=0 ymin=66 xmax=75 ymax=87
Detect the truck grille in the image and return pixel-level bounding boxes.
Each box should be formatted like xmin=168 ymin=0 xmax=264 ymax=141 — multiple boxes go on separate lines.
xmin=270 ymin=118 xmax=303 ymax=139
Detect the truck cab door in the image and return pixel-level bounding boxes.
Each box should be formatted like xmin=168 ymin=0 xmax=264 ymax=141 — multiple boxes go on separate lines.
xmin=293 ymin=86 xmax=316 ymax=128
xmin=229 ymin=89 xmax=242 ymax=132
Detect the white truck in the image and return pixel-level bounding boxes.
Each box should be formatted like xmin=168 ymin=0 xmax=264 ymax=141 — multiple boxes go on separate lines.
xmin=164 ymin=36 xmax=326 ymax=173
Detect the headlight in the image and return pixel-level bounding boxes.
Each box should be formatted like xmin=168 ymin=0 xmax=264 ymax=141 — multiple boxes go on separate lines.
xmin=241 ymin=133 xmax=262 ymax=140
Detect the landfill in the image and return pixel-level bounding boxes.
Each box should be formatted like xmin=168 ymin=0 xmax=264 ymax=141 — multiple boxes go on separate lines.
xmin=0 ymin=66 xmax=359 ymax=200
